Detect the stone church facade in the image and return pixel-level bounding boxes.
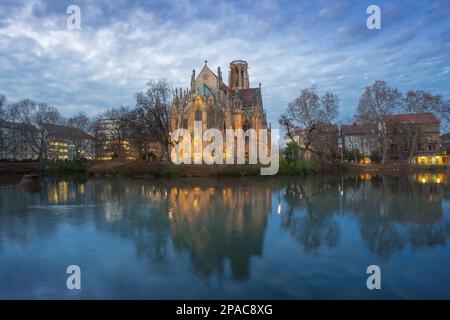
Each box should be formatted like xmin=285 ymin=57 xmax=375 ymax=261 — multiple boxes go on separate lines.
xmin=170 ymin=60 xmax=270 ymax=161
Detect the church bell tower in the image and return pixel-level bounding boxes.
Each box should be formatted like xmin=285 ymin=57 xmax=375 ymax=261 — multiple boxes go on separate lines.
xmin=228 ymin=60 xmax=249 ymax=91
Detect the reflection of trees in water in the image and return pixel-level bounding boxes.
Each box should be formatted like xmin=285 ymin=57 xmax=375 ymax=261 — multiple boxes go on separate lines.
xmin=358 ymin=215 xmax=450 ymax=259
xmin=281 ymin=174 xmax=450 ymax=258
xmin=345 ymin=175 xmax=450 ymax=259
xmin=282 ymin=177 xmax=341 ymax=251
xmin=288 ymin=212 xmax=340 ymax=251
xmin=357 ymin=213 xmax=406 ymax=259
xmin=406 ymin=222 xmax=450 ymax=249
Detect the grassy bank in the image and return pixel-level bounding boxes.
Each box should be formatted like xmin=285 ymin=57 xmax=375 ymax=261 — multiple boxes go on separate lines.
xmin=2 ymin=159 xmax=448 ymax=178
xmin=0 ymin=161 xmax=40 ymax=174
xmin=346 ymin=163 xmax=450 ymax=174
xmin=278 ymin=160 xmax=317 ymax=175
xmin=41 ymin=161 xmax=88 ymax=175
xmin=86 ymin=160 xmax=319 ymax=178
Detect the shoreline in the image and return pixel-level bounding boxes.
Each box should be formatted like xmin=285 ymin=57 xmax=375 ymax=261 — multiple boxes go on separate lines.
xmin=1 ymin=160 xmax=449 ymax=178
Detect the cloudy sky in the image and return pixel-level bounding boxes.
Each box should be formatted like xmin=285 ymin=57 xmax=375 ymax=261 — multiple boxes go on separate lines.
xmin=0 ymin=0 xmax=449 ymax=124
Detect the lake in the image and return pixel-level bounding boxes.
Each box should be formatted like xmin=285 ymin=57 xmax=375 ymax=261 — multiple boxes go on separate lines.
xmin=0 ymin=174 xmax=449 ymax=299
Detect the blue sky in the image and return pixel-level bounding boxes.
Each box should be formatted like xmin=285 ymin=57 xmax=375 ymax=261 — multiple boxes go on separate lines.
xmin=0 ymin=0 xmax=449 ymax=124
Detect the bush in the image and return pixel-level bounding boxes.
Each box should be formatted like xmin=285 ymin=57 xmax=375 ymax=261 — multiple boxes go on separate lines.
xmin=106 ymin=163 xmax=136 ymax=177
xmin=370 ymin=150 xmax=382 ymax=164
xmin=278 ymin=160 xmax=316 ymax=176
xmin=283 ymin=141 xmax=300 ymax=163
xmin=42 ymin=161 xmax=87 ymax=175
xmin=159 ymin=167 xmax=179 ymax=179
xmin=336 ymin=162 xmax=350 ymax=173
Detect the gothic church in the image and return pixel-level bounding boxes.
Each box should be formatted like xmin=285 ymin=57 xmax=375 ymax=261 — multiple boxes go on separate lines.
xmin=170 ymin=60 xmax=270 ymax=156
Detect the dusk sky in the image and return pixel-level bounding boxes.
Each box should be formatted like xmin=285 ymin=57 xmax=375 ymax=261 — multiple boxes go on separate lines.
xmin=0 ymin=0 xmax=449 ymax=125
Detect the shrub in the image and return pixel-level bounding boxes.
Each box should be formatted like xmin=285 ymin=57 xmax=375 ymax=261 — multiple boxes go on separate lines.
xmin=278 ymin=160 xmax=316 ymax=176
xmin=283 ymin=141 xmax=300 ymax=163
xmin=109 ymin=163 xmax=135 ymax=177
xmin=42 ymin=161 xmax=87 ymax=175
xmin=159 ymin=167 xmax=179 ymax=179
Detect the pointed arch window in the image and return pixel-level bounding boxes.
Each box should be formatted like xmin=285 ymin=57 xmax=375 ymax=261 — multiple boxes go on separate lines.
xmin=195 ymin=109 xmax=202 ymax=122
xmin=243 ymin=119 xmax=250 ymax=131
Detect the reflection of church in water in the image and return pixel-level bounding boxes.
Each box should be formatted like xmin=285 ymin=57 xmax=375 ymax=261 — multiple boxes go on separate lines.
xmin=154 ymin=180 xmax=273 ymax=280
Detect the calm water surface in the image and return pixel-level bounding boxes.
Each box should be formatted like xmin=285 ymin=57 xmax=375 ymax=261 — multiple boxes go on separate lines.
xmin=0 ymin=174 xmax=449 ymax=299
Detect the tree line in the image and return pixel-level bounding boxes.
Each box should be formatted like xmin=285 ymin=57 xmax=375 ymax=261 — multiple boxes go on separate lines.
xmin=2 ymin=79 xmax=449 ymax=163
xmin=0 ymin=79 xmax=174 ymax=161
xmin=279 ymin=80 xmax=450 ymax=164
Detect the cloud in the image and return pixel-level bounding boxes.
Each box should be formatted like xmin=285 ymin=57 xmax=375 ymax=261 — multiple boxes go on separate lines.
xmin=0 ymin=0 xmax=449 ymax=124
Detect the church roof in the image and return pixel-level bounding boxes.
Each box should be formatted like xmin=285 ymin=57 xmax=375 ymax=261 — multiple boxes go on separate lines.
xmin=236 ymin=88 xmax=260 ymax=109
xmin=198 ymin=83 xmax=215 ymax=97
xmin=196 ymin=61 xmax=218 ymax=82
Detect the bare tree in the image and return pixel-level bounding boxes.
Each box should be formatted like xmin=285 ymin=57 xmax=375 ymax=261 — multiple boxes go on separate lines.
xmin=135 ymin=79 xmax=174 ymax=159
xmin=397 ymin=90 xmax=446 ymax=163
xmin=355 ymin=80 xmax=403 ymax=164
xmin=436 ymin=100 xmax=450 ymax=133
xmin=404 ymin=90 xmax=449 ymax=132
xmin=279 ymin=86 xmax=339 ymax=161
xmin=10 ymin=100 xmax=61 ymax=160
xmin=0 ymin=93 xmax=6 ymax=120
xmin=66 ymin=112 xmax=92 ymax=160
xmin=0 ymin=94 xmax=14 ymax=158
xmin=94 ymin=107 xmax=130 ymax=160
xmin=124 ymin=108 xmax=155 ymax=160
xmin=404 ymin=90 xmax=443 ymax=114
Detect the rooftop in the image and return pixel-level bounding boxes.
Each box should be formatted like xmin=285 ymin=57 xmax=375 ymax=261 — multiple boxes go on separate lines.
xmin=46 ymin=123 xmax=93 ymax=139
xmin=383 ymin=113 xmax=440 ymax=125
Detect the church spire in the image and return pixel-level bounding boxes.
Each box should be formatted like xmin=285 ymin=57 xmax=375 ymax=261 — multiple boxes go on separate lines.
xmin=218 ymin=66 xmax=222 ymax=83
xmin=191 ymin=69 xmax=196 ymax=91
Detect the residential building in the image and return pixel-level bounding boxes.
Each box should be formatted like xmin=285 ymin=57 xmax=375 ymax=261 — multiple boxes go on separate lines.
xmin=441 ymin=132 xmax=450 ymax=155
xmin=286 ymin=124 xmax=339 ymax=161
xmin=0 ymin=121 xmax=39 ymax=160
xmin=0 ymin=121 xmax=94 ymax=161
xmin=94 ymin=118 xmax=139 ymax=161
xmin=440 ymin=132 xmax=450 ymax=164
xmin=340 ymin=123 xmax=378 ymax=163
xmin=383 ymin=113 xmax=441 ymax=164
xmin=46 ymin=124 xmax=95 ymax=160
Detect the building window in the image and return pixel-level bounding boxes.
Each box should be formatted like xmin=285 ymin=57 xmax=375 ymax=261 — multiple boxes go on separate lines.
xmin=243 ymin=120 xmax=250 ymax=131
xmin=195 ymin=109 xmax=202 ymax=122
